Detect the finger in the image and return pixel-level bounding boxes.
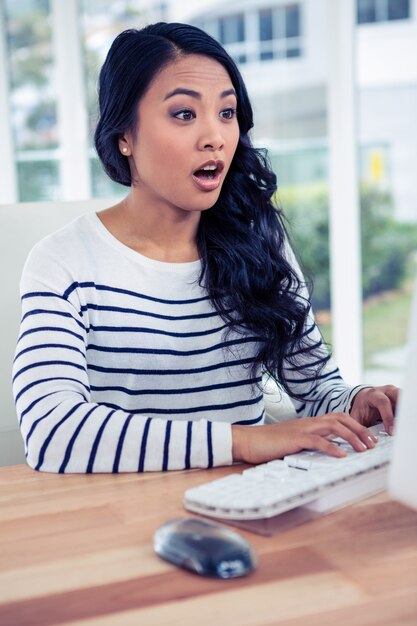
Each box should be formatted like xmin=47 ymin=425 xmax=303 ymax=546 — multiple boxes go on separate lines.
xmin=303 ymin=434 xmax=348 ymax=458
xmin=367 ymin=392 xmax=396 ymax=435
xmin=384 ymin=385 xmax=400 ymax=411
xmin=315 ymin=413 xmax=378 ymax=451
xmin=327 ymin=421 xmax=376 ymax=452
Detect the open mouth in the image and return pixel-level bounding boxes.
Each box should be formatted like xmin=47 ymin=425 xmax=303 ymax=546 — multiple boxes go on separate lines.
xmin=193 ymin=162 xmax=224 ymax=180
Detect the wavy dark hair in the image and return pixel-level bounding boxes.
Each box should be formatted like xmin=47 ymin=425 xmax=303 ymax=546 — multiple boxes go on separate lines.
xmin=94 ymin=22 xmax=330 ymax=399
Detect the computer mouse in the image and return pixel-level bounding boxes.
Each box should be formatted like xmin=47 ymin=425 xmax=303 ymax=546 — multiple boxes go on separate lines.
xmin=153 ymin=517 xmax=257 ymax=579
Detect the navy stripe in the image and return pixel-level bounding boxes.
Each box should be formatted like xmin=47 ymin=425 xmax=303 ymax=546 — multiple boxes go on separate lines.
xmin=18 ymin=326 xmax=85 ymax=344
xmin=288 ymin=375 xmax=344 ymax=404
xmin=311 ymin=383 xmax=346 ymax=415
xmin=285 ymin=354 xmax=331 ymax=372
xmin=63 ymin=281 xmax=209 ymax=305
xmin=81 ymin=303 xmax=221 ymax=322
xmin=185 ymin=422 xmax=192 ymax=469
xmin=138 ymin=417 xmax=152 ymax=472
xmin=86 ymin=336 xmax=259 ymax=357
xmin=15 ymin=377 xmax=90 ymax=404
xmin=284 ymin=367 xmax=342 ymax=385
xmin=101 ymin=394 xmax=263 ymax=416
xmin=19 ymin=392 xmax=58 ymax=424
xmin=321 ymin=387 xmax=348 ymax=414
xmin=90 ymin=322 xmax=230 ymax=338
xmin=13 ymin=360 xmax=87 ymax=384
xmin=233 ymin=410 xmax=265 ymax=425
xmin=295 ymin=403 xmax=306 ymax=415
xmin=19 ymin=391 xmax=86 ymax=425
xmin=87 ymin=356 xmax=255 ymax=377
xmin=207 ymin=422 xmax=213 ymax=468
xmin=35 ymin=403 xmax=84 ymax=471
xmin=14 ymin=343 xmax=85 ymax=363
xmin=25 ymin=405 xmax=56 ymax=446
xmin=86 ymin=410 xmax=116 ymax=473
xmin=162 ymin=421 xmax=172 ymax=471
xmin=286 ymin=339 xmax=323 ymax=358
xmin=59 ymin=405 xmax=99 ymax=473
xmin=112 ymin=414 xmax=133 ymax=473
xmin=21 ymin=309 xmax=85 ymax=330
xmin=22 ymin=291 xmax=65 ymax=300
xmin=346 ymin=385 xmax=365 ymax=412
xmin=90 ymin=377 xmax=261 ymax=397
xmin=19 ymin=391 xmax=88 ymax=426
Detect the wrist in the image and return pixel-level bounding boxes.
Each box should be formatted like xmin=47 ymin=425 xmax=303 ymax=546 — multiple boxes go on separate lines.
xmin=349 ymin=386 xmax=372 ymax=414
xmin=231 ymin=425 xmax=247 ymax=462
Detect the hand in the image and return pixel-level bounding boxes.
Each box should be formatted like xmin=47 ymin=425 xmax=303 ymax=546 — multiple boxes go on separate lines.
xmin=232 ymin=412 xmax=378 ymax=465
xmin=349 ymin=385 xmax=399 ymax=436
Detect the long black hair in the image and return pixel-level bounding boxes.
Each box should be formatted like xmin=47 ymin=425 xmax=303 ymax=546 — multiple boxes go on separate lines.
xmin=94 ymin=22 xmax=330 ymax=398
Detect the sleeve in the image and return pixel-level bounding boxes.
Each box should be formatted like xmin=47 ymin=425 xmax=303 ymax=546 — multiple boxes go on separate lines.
xmin=12 ymin=246 xmax=233 ymax=474
xmin=280 ymin=242 xmax=368 ymax=418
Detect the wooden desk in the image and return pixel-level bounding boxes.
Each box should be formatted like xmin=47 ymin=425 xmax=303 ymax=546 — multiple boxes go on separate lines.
xmin=1 ymin=464 xmax=417 ymax=626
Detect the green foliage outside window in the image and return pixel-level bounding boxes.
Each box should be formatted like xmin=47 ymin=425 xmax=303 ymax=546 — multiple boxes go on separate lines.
xmin=279 ymin=183 xmax=417 ymax=311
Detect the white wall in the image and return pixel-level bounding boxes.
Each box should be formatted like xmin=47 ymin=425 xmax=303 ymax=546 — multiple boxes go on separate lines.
xmin=357 ymin=11 xmax=417 ymax=88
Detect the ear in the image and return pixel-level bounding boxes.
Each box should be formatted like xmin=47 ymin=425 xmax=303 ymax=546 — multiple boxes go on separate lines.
xmin=118 ymin=135 xmax=131 ymax=157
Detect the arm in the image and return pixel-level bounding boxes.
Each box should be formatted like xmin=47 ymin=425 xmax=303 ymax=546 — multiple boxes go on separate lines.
xmin=280 ymin=242 xmax=398 ymax=424
xmin=13 ymin=252 xmax=232 ymax=474
xmin=231 ymin=244 xmax=398 ymax=465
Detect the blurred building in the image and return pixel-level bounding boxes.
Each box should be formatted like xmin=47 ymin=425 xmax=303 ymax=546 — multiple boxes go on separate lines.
xmin=182 ymin=0 xmax=417 ymax=221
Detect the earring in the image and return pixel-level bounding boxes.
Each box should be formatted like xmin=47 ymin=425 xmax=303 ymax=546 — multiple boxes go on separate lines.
xmin=122 ymin=147 xmax=128 ymax=154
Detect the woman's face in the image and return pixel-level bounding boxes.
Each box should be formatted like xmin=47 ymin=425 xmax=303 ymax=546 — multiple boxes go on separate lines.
xmin=121 ymin=54 xmax=240 ymax=215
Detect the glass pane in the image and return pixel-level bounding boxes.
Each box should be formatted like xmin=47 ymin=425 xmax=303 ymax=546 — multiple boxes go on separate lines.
xmin=388 ymin=0 xmax=410 ymax=20
xmin=357 ymin=42 xmax=417 ymax=385
xmin=80 ymin=0 xmax=147 ymax=149
xmin=90 ymin=158 xmax=125 ymax=198
xmin=260 ymin=50 xmax=274 ymax=61
xmin=286 ymin=5 xmax=300 ymax=38
xmin=286 ymin=47 xmax=301 ymax=58
xmin=357 ymin=0 xmax=377 ymax=24
xmin=5 ymin=0 xmax=57 ymax=151
xmin=4 ymin=0 xmax=60 ymax=202
xmin=219 ymin=14 xmax=245 ymax=44
xmin=17 ymin=159 xmax=59 ymax=202
xmin=234 ymin=53 xmax=247 ymax=64
xmin=259 ymin=8 xmax=273 ymax=41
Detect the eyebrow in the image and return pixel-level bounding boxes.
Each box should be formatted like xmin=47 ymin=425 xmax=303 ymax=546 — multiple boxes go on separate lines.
xmin=163 ymin=88 xmax=237 ymax=101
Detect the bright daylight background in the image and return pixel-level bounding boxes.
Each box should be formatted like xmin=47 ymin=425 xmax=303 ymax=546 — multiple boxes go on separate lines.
xmin=1 ymin=0 xmax=416 ymax=464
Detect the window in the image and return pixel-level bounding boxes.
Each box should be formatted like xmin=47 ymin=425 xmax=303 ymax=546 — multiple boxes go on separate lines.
xmin=4 ymin=0 xmax=60 ymax=201
xmin=258 ymin=3 xmax=301 ymax=61
xmin=219 ymin=13 xmax=245 ymax=44
xmin=80 ymin=0 xmax=148 ymax=197
xmin=357 ymin=0 xmax=410 ymax=24
xmin=1 ymin=0 xmax=157 ymax=203
xmin=217 ymin=13 xmax=246 ymax=63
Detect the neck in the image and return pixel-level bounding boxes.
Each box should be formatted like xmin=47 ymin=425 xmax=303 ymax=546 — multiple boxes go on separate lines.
xmin=98 ymin=191 xmax=202 ymax=263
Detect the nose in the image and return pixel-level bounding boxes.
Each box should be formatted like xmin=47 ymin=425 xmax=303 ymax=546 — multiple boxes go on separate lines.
xmin=197 ymin=120 xmax=225 ymax=152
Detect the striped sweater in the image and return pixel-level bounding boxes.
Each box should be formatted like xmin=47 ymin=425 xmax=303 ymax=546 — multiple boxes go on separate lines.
xmin=12 ymin=212 xmax=362 ymax=473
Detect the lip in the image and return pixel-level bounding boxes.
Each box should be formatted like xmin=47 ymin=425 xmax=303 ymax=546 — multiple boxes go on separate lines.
xmin=192 ymin=159 xmax=225 ymax=192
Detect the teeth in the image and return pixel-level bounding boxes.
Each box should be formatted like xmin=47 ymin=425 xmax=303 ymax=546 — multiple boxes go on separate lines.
xmin=202 ymin=165 xmax=217 ymax=170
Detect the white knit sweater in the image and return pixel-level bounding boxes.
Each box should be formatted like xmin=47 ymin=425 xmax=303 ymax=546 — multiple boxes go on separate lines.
xmin=12 ymin=212 xmax=362 ymax=473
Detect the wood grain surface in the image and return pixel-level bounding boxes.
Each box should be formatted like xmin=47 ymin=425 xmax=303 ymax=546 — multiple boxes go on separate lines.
xmin=1 ymin=464 xmax=417 ymax=626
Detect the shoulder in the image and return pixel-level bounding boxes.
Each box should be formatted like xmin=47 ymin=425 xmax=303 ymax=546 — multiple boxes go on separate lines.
xmin=20 ymin=212 xmax=103 ymax=294
xmin=26 ymin=212 xmax=97 ymax=263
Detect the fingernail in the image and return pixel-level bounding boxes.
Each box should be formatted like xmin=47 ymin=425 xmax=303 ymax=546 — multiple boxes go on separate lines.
xmin=367 ymin=436 xmax=376 ymax=446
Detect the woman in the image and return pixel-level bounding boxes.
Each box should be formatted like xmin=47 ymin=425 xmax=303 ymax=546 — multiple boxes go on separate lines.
xmin=12 ymin=23 xmax=398 ymax=473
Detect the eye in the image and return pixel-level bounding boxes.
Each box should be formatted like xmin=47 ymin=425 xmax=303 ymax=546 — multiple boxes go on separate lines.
xmin=220 ymin=107 xmax=237 ymax=120
xmin=172 ymin=109 xmax=195 ymax=121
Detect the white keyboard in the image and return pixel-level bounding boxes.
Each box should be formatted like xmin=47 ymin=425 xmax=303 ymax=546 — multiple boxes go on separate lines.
xmin=184 ymin=425 xmax=393 ymax=521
